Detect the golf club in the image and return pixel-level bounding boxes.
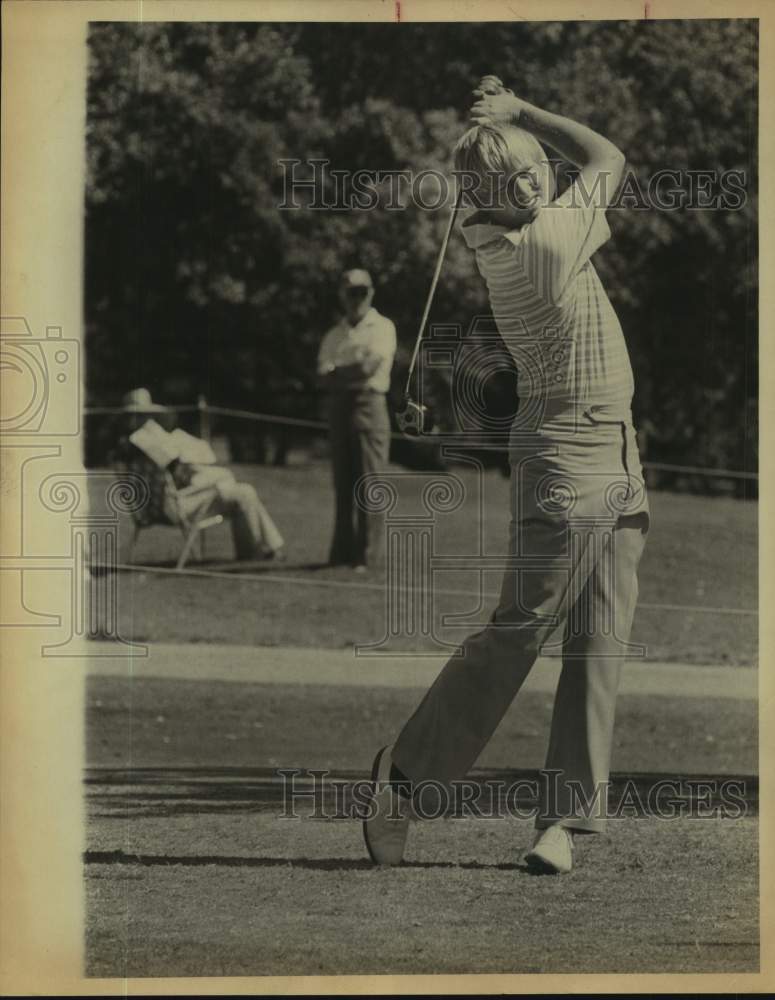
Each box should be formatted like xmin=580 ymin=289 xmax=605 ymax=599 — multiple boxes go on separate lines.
xmin=395 ymin=74 xmax=509 ymax=438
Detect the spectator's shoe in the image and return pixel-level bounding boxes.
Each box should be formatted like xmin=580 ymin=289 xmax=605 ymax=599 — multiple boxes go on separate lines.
xmin=524 ymin=825 xmax=574 ymax=874
xmin=362 ymin=746 xmax=411 ymax=866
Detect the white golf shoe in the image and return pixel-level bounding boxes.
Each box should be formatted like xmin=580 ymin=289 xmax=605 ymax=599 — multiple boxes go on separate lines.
xmin=362 ymin=745 xmax=412 ymax=866
xmin=524 ymin=824 xmax=575 ymax=874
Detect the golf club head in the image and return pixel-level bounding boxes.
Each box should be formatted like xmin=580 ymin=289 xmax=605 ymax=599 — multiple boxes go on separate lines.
xmin=396 ymin=399 xmax=433 ymax=438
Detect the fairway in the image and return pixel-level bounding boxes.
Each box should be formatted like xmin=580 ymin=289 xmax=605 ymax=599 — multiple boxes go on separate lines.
xmin=85 ymin=670 xmax=758 ymax=977
xmin=94 ymin=460 xmax=758 ymax=665
xmin=86 ymin=675 xmax=757 ymax=776
xmin=86 ymin=810 xmax=758 ymax=977
xmin=84 ymin=459 xmax=759 ymax=978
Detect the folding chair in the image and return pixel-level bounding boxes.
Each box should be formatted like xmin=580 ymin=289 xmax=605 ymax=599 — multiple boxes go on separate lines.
xmin=125 ymin=462 xmax=225 ymax=571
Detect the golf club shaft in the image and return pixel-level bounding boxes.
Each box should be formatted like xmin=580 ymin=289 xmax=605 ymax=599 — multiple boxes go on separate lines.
xmin=403 ymin=185 xmax=464 ymax=398
xmin=402 ymin=76 xmax=506 ymax=400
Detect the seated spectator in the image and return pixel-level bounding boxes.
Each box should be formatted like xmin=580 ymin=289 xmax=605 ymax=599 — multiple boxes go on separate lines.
xmin=117 ymin=388 xmax=285 ymax=562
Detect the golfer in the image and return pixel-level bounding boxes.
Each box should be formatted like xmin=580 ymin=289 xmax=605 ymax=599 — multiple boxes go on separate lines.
xmin=363 ymin=86 xmax=650 ymax=873
xmin=318 ymin=269 xmax=397 ymax=570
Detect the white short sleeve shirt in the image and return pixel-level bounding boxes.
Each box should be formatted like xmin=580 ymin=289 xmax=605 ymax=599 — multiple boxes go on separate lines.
xmin=318 ymin=307 xmax=397 ymax=394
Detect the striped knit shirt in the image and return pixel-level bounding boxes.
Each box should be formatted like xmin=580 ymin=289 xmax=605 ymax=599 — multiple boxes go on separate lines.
xmin=460 ymin=183 xmax=634 ymax=409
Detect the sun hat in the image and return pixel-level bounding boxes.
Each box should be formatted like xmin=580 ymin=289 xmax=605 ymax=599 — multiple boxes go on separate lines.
xmin=122 ymin=387 xmax=167 ymax=412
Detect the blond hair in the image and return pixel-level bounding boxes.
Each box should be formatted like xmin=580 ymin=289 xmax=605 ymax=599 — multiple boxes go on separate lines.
xmin=454 ymin=125 xmax=545 ymax=180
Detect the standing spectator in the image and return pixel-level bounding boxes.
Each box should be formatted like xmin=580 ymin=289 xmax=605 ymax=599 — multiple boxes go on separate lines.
xmin=317 ymin=269 xmax=397 ymax=570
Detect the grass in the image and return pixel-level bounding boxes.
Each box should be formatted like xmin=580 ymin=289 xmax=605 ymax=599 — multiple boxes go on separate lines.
xmin=86 ymin=675 xmax=756 ymax=775
xmin=93 ymin=459 xmax=758 ymax=664
xmin=86 ymin=672 xmax=758 ymax=976
xmin=84 ymin=666 xmax=759 ymax=979
xmin=85 ymin=809 xmax=758 ymax=977
xmin=83 ymin=458 xmax=760 ymax=979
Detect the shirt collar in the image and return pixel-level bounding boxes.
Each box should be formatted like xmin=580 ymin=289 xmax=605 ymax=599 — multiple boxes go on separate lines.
xmin=460 ymin=210 xmax=528 ymax=250
xmin=343 ymin=306 xmax=378 ymax=330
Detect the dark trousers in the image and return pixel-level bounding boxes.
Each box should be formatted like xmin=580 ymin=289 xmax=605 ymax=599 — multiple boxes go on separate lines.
xmin=326 ymin=390 xmax=391 ymax=567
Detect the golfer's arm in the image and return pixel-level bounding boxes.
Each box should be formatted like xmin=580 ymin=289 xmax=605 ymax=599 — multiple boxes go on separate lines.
xmin=317 ymin=367 xmax=354 ymax=390
xmin=317 ymin=359 xmax=379 ymax=389
xmin=516 ymin=103 xmax=625 ymax=203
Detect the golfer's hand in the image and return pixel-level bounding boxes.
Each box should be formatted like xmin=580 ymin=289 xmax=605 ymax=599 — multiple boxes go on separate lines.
xmin=470 ymin=91 xmax=526 ymax=128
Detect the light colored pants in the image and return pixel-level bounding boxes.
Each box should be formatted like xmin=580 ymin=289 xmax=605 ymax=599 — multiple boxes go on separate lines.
xmin=214 ymin=481 xmax=284 ymax=560
xmin=392 ymin=402 xmax=650 ymax=832
xmin=183 ymin=474 xmax=284 ymax=560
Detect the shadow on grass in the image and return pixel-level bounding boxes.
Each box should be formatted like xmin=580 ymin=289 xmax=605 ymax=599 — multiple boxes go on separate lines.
xmin=84 ymin=849 xmax=541 ymax=873
xmin=202 ymin=560 xmax=332 ymax=574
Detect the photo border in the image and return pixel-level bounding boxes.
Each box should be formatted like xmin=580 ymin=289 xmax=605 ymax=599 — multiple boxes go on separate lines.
xmin=1 ymin=0 xmax=770 ymax=994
